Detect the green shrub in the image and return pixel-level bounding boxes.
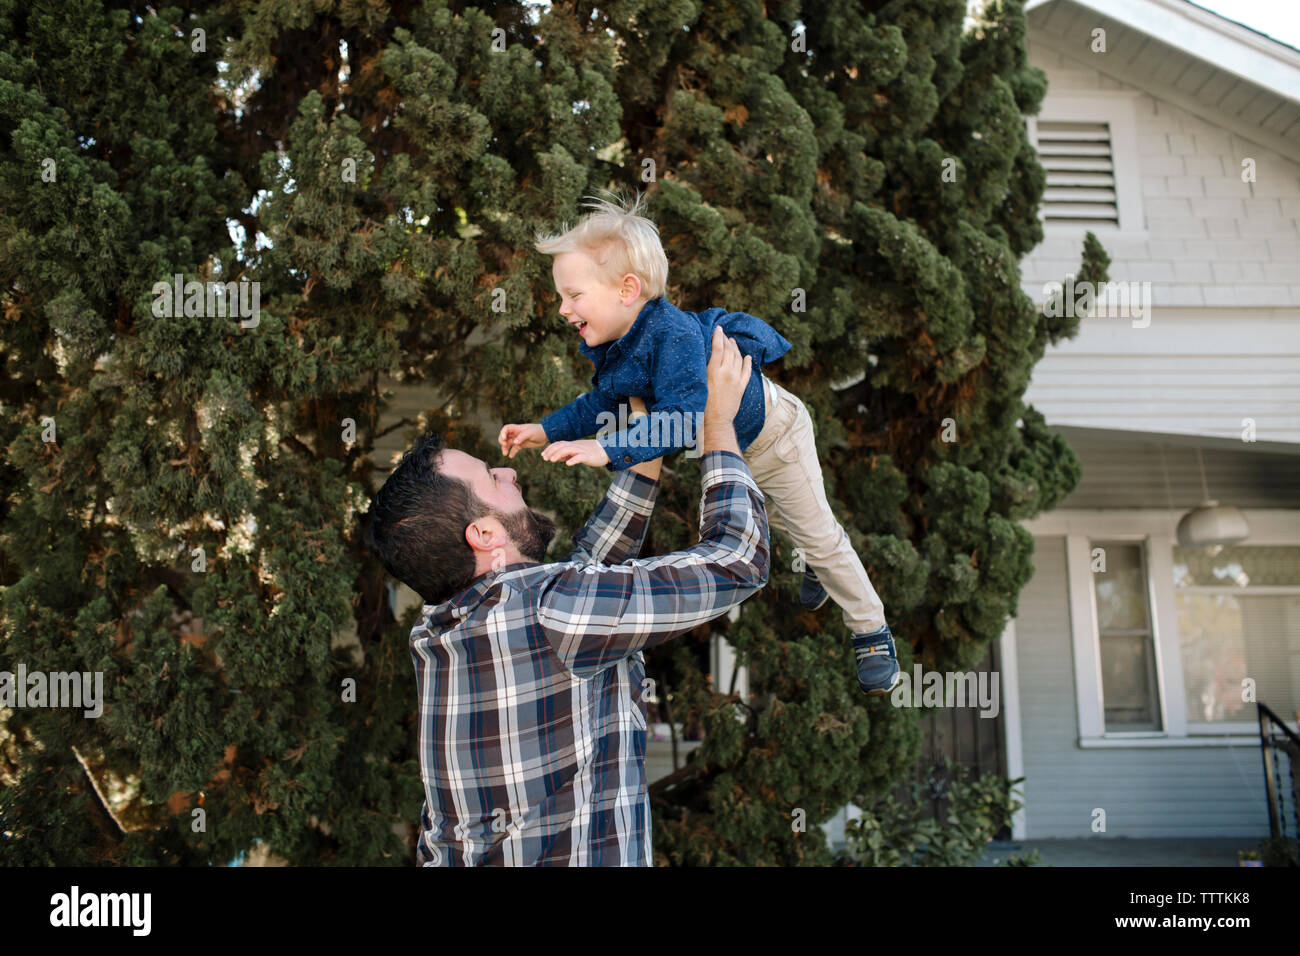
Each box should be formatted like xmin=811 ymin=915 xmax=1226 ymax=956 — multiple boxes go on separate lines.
xmin=837 ymin=758 xmax=1038 ymax=867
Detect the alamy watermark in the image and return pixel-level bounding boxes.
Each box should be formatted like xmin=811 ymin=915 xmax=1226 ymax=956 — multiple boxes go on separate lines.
xmin=0 ymin=664 xmax=104 ymax=718
xmin=595 ymin=406 xmax=704 ymax=458
xmin=890 ymin=666 xmax=1000 ymax=719
xmin=1043 ymin=273 xmax=1151 ymax=328
xmin=49 ymin=886 xmax=150 ymax=936
xmin=151 ymin=273 xmax=260 ymax=328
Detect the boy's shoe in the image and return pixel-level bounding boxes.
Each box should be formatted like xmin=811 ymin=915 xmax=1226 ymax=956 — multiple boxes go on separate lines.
xmin=852 ymin=623 xmax=900 ymax=696
xmin=799 ymin=567 xmax=829 ymax=610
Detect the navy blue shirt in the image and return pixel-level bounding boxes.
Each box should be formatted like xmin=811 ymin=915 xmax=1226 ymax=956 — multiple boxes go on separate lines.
xmin=540 ymin=296 xmax=792 ymax=470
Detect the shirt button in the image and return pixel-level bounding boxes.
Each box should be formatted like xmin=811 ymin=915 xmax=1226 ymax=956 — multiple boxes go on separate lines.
xmin=623 ymin=455 xmax=632 ymax=463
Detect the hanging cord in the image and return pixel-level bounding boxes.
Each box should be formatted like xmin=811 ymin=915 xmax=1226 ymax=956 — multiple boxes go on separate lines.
xmin=1159 ymin=444 xmax=1175 ymax=510
xmin=1196 ymin=446 xmax=1212 ymax=502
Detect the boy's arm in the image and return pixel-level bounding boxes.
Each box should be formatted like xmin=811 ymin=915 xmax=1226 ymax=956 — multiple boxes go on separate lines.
xmin=539 ymin=389 xmax=622 ymax=443
xmin=538 ymin=450 xmax=768 ymax=680
xmin=595 ymin=325 xmax=709 ymax=470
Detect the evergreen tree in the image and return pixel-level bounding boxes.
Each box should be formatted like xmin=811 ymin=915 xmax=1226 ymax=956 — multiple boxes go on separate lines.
xmin=1 ymin=0 xmax=1102 ymax=866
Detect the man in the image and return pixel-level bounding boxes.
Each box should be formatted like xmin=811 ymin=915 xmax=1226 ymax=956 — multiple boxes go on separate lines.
xmin=366 ymin=329 xmax=769 ymax=865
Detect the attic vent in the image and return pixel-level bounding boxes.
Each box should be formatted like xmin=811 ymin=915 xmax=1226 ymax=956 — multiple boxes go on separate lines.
xmin=1036 ymin=121 xmax=1119 ymax=226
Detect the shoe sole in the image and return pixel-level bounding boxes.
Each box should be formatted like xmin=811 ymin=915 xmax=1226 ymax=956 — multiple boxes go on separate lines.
xmin=862 ymin=671 xmax=902 ymax=697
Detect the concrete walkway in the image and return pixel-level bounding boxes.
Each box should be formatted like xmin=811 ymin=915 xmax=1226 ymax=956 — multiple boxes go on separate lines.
xmin=976 ymin=837 xmax=1267 ymax=866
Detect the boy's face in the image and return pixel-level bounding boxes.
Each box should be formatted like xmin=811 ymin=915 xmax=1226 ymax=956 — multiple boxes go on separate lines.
xmin=552 ymin=250 xmax=641 ymax=347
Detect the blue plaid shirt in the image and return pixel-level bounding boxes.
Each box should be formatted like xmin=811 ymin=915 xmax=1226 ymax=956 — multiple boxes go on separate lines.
xmin=540 ymin=297 xmax=793 ymax=470
xmin=409 ymin=450 xmax=769 ymax=866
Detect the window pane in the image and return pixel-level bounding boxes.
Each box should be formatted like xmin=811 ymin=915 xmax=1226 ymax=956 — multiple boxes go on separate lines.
xmin=1095 ymin=543 xmax=1151 ymax=632
xmin=1174 ymin=545 xmax=1300 ymax=589
xmin=1179 ymin=593 xmax=1300 ymax=723
xmin=1100 ymin=634 xmax=1160 ymax=728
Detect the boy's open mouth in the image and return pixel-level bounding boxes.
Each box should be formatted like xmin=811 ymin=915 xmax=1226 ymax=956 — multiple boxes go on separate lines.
xmin=575 ymin=321 xmax=587 ymax=334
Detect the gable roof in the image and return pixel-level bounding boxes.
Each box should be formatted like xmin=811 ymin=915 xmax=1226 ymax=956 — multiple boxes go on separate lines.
xmin=1025 ymin=0 xmax=1300 ymax=159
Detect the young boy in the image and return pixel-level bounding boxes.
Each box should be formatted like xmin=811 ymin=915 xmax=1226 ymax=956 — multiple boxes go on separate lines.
xmin=500 ymin=190 xmax=900 ymax=695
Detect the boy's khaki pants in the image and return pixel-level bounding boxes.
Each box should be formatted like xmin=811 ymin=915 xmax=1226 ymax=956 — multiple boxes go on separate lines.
xmin=742 ymin=376 xmax=887 ymax=634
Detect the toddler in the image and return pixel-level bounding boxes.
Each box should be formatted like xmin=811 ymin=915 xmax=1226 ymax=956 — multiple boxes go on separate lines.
xmin=499 ymin=190 xmax=899 ymax=695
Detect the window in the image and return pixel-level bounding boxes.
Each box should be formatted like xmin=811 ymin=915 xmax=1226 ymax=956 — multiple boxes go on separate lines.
xmin=1173 ymin=545 xmax=1300 ymax=725
xmin=1092 ymin=541 xmax=1162 ymax=731
xmin=1036 ymin=512 xmax=1300 ymax=747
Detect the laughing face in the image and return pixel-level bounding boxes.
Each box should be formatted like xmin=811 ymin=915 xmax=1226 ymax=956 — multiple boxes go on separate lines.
xmin=552 ymin=249 xmax=644 ymax=347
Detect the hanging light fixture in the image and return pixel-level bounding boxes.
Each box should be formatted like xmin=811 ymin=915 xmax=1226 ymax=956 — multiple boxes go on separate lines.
xmin=1175 ymin=446 xmax=1250 ymax=547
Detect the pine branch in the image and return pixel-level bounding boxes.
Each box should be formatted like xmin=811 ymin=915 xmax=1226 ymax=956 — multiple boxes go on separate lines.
xmin=71 ymin=747 xmax=127 ymax=843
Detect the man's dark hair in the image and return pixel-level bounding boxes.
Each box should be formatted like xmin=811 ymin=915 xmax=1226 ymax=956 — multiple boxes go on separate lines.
xmin=366 ymin=433 xmax=484 ymax=605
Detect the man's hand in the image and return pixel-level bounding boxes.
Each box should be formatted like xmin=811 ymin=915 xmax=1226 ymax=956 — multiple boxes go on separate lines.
xmin=541 ymin=439 xmax=612 ymax=468
xmin=499 ymin=422 xmax=548 ymax=459
xmin=702 ymin=328 xmax=751 ymax=455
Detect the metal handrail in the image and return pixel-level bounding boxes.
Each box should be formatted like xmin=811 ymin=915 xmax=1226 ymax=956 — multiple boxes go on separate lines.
xmin=1256 ymin=702 xmax=1300 ymax=865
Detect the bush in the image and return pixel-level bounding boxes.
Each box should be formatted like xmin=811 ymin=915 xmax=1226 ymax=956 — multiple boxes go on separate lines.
xmin=837 ymin=758 xmax=1039 ymax=867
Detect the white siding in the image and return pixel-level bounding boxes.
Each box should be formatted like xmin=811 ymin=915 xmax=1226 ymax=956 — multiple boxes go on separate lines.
xmin=1015 ymin=536 xmax=1276 ymax=838
xmin=1022 ymin=44 xmax=1300 ymax=308
xmin=1018 ymin=43 xmax=1300 ymax=445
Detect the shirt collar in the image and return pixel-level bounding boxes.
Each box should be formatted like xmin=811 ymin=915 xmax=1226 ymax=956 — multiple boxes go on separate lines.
xmin=580 ymin=296 xmax=660 ymax=362
xmin=425 ymin=562 xmax=540 ymax=627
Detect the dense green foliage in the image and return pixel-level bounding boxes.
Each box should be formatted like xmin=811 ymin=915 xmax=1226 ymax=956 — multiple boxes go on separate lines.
xmin=1 ymin=0 xmax=1103 ymax=865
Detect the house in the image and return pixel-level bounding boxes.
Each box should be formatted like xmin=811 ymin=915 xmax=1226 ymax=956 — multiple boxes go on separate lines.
xmin=998 ymin=0 xmax=1300 ymax=843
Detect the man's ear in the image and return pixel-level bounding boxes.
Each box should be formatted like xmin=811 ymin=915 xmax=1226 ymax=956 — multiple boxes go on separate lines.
xmin=464 ymin=516 xmax=505 ymax=553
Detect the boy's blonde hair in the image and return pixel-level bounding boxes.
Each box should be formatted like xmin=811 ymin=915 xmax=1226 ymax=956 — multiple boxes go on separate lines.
xmin=533 ymin=187 xmax=668 ymax=301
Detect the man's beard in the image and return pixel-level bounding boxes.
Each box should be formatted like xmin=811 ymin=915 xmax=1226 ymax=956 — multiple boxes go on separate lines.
xmin=492 ymin=505 xmax=557 ymax=563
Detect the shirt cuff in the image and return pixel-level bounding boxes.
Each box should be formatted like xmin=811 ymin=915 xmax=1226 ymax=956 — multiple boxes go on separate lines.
xmin=700 ymin=450 xmax=761 ymax=498
xmin=597 ymin=433 xmax=651 ymax=471
xmin=606 ymin=467 xmax=660 ymax=515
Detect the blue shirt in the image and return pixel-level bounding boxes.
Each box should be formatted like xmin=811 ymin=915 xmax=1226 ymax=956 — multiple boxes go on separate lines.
xmin=410 ymin=451 xmax=769 ymax=865
xmin=539 ymin=297 xmax=793 ymax=470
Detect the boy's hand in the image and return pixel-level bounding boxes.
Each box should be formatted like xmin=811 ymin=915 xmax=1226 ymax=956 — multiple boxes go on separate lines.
xmin=499 ymin=422 xmax=548 ymax=459
xmin=541 ymin=440 xmax=611 ymax=468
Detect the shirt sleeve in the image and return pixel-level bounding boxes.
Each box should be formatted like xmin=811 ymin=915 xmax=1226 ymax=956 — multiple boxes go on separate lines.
xmin=566 ymin=467 xmax=660 ymax=566
xmin=596 ymin=324 xmax=709 ymax=471
xmin=537 ymin=450 xmax=769 ymax=680
xmin=540 ymin=389 xmax=623 ymax=443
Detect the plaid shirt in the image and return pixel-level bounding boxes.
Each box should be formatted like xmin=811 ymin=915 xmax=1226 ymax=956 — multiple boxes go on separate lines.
xmin=409 ymin=449 xmax=769 ymax=866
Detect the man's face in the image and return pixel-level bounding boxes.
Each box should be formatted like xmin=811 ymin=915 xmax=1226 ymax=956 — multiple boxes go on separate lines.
xmin=437 ymin=449 xmax=556 ymax=563
xmin=552 ymin=250 xmax=638 ymax=347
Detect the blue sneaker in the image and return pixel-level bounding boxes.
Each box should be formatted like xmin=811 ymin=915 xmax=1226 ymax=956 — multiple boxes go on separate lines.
xmin=852 ymin=623 xmax=900 ymax=696
xmin=799 ymin=567 xmax=829 ymax=610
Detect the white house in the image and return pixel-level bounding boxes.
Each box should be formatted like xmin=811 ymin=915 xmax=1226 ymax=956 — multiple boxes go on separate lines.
xmin=1000 ymin=0 xmax=1300 ymax=841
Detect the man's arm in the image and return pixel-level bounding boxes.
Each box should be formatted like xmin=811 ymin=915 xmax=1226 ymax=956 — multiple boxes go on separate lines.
xmin=538 ymin=331 xmax=761 ymax=680
xmin=565 ymin=467 xmax=659 ymax=567
xmin=565 ymin=396 xmax=661 ymax=566
xmin=538 ymin=449 xmax=766 ymax=679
